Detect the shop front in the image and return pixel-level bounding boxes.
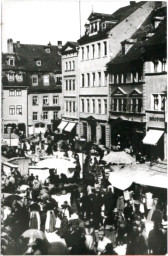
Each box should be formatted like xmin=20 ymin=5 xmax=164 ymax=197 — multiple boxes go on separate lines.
xmin=143 ymin=110 xmax=167 ymax=160
xmin=110 ymin=118 xmax=146 ymax=155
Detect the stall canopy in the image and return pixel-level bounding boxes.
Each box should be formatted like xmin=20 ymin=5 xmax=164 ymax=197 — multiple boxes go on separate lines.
xmin=64 ymin=122 xmax=76 ymax=132
xmin=142 ymin=129 xmax=164 ymax=145
xmin=109 ymin=163 xmax=167 ymax=190
xmin=57 ymin=121 xmax=68 ymax=131
xmin=103 ymin=151 xmax=135 ymax=165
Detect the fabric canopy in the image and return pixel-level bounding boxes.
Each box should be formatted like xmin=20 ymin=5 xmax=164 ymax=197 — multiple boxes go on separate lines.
xmin=143 ymin=129 xmax=164 ymax=145
xmin=108 ymin=164 xmax=167 ymax=190
xmin=64 ymin=122 xmax=76 ymax=132
xmin=57 ymin=121 xmax=68 ymax=130
xmin=103 ymin=151 xmax=135 ymax=165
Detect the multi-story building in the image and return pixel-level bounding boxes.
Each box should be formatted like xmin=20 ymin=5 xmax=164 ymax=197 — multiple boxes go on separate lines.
xmin=2 ymin=39 xmax=28 ymax=135
xmin=107 ymin=5 xmax=167 ymax=159
xmin=77 ymin=1 xmax=158 ymax=147
xmin=61 ymin=41 xmax=79 ymax=137
xmin=2 ymin=39 xmax=62 ymax=136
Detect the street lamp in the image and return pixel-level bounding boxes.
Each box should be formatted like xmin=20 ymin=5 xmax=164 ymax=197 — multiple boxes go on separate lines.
xmin=7 ymin=126 xmax=12 ymax=149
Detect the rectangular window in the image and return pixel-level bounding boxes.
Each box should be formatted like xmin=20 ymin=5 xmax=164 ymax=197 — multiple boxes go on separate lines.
xmin=131 ymin=98 xmax=137 ymax=112
xmin=43 ymin=96 xmax=48 ymax=105
xmin=92 ymin=44 xmax=95 ymax=58
xmin=98 ymin=72 xmax=101 ymax=86
xmin=104 ymin=99 xmax=107 ymax=114
xmin=103 ymin=41 xmax=107 ymax=56
xmin=153 ymin=95 xmax=159 ymax=110
xmin=98 ymin=43 xmax=101 ymax=58
xmin=73 ymin=102 xmax=75 ymax=112
xmin=81 ymin=99 xmax=84 ymax=112
xmin=154 ymin=60 xmax=159 ymax=73
xmin=43 ymin=75 xmax=49 ymax=85
xmin=17 ymin=74 xmax=22 ymax=81
xmin=16 ymin=105 xmax=22 ymax=115
xmin=9 ymin=89 xmax=15 ymax=96
xmin=123 ymin=99 xmax=127 ymax=112
xmin=82 ymin=74 xmax=85 ymax=87
xmin=72 ymin=61 xmax=75 ymax=70
xmin=9 ymin=105 xmax=15 ymax=115
xmin=118 ymin=99 xmax=122 ymax=111
xmin=8 ymin=73 xmax=14 ymax=81
xmin=82 ymin=47 xmax=84 ymax=60
xmin=113 ymin=99 xmax=117 ymax=111
xmin=87 ymin=46 xmax=89 ymax=59
xmin=53 ymin=111 xmax=58 ymax=120
xmin=16 ymin=89 xmax=22 ymax=96
xmin=161 ymin=95 xmax=166 ymax=110
xmin=53 ymin=96 xmax=58 ymax=105
xmin=9 ymin=59 xmax=14 ymax=66
xmin=69 ymin=102 xmax=72 ymax=112
xmin=92 ymin=72 xmax=95 ymax=87
xmin=138 ymin=98 xmax=142 ymax=112
xmin=32 ymin=75 xmax=38 ymax=85
xmin=69 ymin=80 xmax=71 ymax=90
xmin=66 ymin=101 xmax=68 ymax=111
xmin=69 ymin=61 xmax=71 ymax=70
xmin=33 ymin=112 xmax=38 ymax=121
xmin=104 ymin=72 xmax=107 ymax=86
xmin=66 ymin=80 xmax=68 ymax=90
xmin=87 ymin=73 xmax=90 ymax=87
xmin=87 ymin=99 xmax=90 ymax=113
xmin=43 ymin=112 xmax=48 ymax=120
xmin=73 ymin=80 xmax=75 ymax=90
xmin=92 ymin=99 xmax=95 ymax=113
xmin=65 ymin=62 xmax=68 ymax=71
xmin=32 ymin=96 xmax=38 ymax=105
xmin=98 ymin=99 xmax=101 ymax=114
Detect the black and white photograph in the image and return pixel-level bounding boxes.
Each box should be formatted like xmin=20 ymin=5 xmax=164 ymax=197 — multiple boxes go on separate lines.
xmin=1 ymin=0 xmax=167 ymax=255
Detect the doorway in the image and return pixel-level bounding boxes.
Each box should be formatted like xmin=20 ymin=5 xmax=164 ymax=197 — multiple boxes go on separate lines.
xmin=101 ymin=125 xmax=106 ymax=145
xmin=91 ymin=124 xmax=96 ymax=142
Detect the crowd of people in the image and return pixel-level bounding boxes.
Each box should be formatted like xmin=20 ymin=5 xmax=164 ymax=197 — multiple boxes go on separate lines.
xmin=1 ymin=136 xmax=167 ymax=255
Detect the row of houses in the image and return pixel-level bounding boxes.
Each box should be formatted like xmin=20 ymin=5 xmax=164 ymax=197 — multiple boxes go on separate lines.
xmin=2 ymin=1 xmax=167 ymax=160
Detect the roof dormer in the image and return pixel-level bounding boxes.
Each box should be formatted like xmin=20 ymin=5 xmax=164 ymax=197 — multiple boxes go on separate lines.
xmin=6 ymin=56 xmax=15 ymax=66
xmin=121 ymin=39 xmax=137 ymax=55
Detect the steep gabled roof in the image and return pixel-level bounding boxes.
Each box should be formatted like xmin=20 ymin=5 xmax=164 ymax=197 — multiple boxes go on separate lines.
xmin=78 ymin=2 xmax=146 ymax=44
xmin=107 ymin=6 xmax=167 ymax=71
xmin=61 ymin=41 xmax=79 ymax=54
xmin=2 ymin=43 xmax=62 ymax=73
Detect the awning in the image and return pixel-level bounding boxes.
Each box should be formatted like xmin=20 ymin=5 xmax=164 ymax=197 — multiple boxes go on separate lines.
xmin=57 ymin=121 xmax=68 ymax=130
xmin=143 ymin=130 xmax=164 ymax=145
xmin=64 ymin=122 xmax=76 ymax=132
xmin=108 ymin=163 xmax=167 ymax=190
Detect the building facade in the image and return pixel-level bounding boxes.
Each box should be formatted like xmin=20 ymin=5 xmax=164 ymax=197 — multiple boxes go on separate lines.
xmin=77 ymin=1 xmax=158 ymax=147
xmin=61 ymin=41 xmax=79 ymax=137
xmin=107 ymin=5 xmax=167 ymax=159
xmin=2 ymin=39 xmax=63 ymax=136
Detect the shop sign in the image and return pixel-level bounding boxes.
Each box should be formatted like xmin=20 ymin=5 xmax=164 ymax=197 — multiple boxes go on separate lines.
xmin=147 ymin=112 xmax=165 ymax=129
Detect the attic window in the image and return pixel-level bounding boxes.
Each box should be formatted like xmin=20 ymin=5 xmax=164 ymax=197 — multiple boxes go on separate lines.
xmin=16 ymin=73 xmax=23 ymax=81
xmin=45 ymin=48 xmax=51 ymax=53
xmin=36 ymin=60 xmax=41 ymax=66
xmin=8 ymin=72 xmax=15 ymax=81
xmin=7 ymin=57 xmax=15 ymax=66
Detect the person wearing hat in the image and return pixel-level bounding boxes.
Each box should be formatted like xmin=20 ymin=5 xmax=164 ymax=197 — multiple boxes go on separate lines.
xmin=97 ymin=227 xmax=111 ymax=254
xmin=84 ymin=220 xmax=96 ymax=252
xmin=101 ymin=243 xmax=117 ymax=255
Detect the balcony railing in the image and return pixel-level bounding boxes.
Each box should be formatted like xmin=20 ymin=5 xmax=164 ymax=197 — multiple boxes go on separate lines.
xmin=110 ymin=104 xmax=143 ymax=113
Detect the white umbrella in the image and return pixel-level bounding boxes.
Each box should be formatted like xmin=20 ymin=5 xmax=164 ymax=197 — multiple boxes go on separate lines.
xmin=103 ymin=151 xmax=135 ymax=165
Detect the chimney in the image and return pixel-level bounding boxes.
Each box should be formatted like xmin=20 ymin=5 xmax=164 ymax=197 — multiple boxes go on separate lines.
xmin=7 ymin=39 xmax=14 ymax=53
xmin=57 ymin=41 xmax=62 ymax=49
xmin=48 ymin=41 xmax=51 ymax=46
xmin=130 ymin=1 xmax=136 ymax=6
xmin=16 ymin=41 xmax=20 ymax=48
